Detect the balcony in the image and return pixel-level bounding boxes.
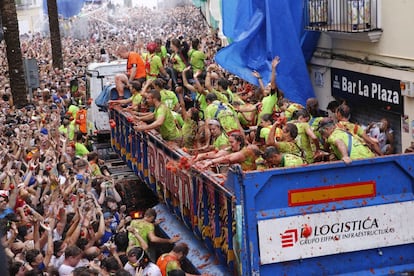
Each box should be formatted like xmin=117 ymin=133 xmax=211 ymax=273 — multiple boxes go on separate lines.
xmin=305 ymin=0 xmax=383 ymax=42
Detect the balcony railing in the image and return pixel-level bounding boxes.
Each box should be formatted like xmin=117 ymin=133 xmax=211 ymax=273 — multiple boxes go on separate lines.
xmin=305 ymin=0 xmax=380 ymax=33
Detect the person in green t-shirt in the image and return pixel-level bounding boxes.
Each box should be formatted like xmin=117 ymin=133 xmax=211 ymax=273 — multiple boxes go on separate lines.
xmin=133 ymin=89 xmax=182 ymax=142
xmin=107 ymin=80 xmax=143 ymax=111
xmin=318 ymin=118 xmax=375 ymax=164
xmin=74 ymin=131 xmax=89 ymax=157
xmin=188 ymin=38 xmax=206 ymax=73
xmin=262 ymin=146 xmax=306 ymax=168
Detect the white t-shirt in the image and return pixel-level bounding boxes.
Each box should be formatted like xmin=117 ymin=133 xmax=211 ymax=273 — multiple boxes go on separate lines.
xmin=50 ymin=254 xmax=65 ymax=269
xmin=58 ymin=263 xmax=75 ymax=276
xmin=124 ymin=262 xmax=162 ymax=276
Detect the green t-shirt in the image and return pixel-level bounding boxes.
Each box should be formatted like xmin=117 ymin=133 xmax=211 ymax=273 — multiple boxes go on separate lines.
xmin=143 ymin=53 xmax=163 ymax=80
xmin=213 ymin=90 xmax=229 ymax=104
xmin=75 ymin=142 xmax=89 ymax=157
xmin=160 ymin=89 xmax=178 ymax=110
xmin=154 ymin=104 xmax=182 ymax=141
xmin=156 ymin=46 xmax=168 ymax=63
xmin=278 ymin=141 xmax=302 ymax=157
xmin=281 ymin=153 xmax=306 ymax=167
xmin=295 ymin=122 xmax=314 ymax=163
xmin=188 ymin=49 xmax=206 ymax=72
xmin=171 ymin=52 xmax=186 ymax=72
xmin=130 ymin=93 xmax=143 ymax=105
xmin=182 ymin=118 xmax=198 ymax=148
xmin=257 ymin=93 xmax=277 ymax=125
xmin=195 ymin=92 xmax=207 ymax=114
xmin=327 ymin=129 xmax=375 ymax=160
xmin=128 ymin=219 xmax=154 ymax=248
xmin=205 ymin=101 xmax=238 ymax=133
xmin=213 ymin=132 xmax=229 ymax=150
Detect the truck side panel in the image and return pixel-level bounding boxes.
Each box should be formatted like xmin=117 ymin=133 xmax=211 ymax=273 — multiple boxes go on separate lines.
xmin=227 ymin=156 xmax=414 ymax=275
xmin=111 ymin=108 xmax=414 ymax=275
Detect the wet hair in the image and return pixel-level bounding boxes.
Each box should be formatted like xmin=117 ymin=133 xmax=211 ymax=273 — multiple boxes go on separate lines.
xmin=260 ymin=113 xmax=274 ymax=124
xmin=53 ymin=240 xmax=65 ymax=256
xmin=230 ymin=132 xmax=245 ymax=149
xmin=149 ymin=89 xmax=161 ymax=101
xmin=9 ymin=261 xmax=24 ymax=275
xmin=262 ymin=146 xmax=280 ymax=160
xmin=114 ymin=232 xmax=129 ymax=252
xmin=191 ymin=38 xmax=200 ymax=49
xmin=217 ymin=78 xmax=229 ymax=90
xmin=285 ymin=123 xmax=298 ymax=139
xmin=101 ymin=256 xmax=120 ymax=272
xmin=292 ymin=109 xmax=310 ymax=120
xmin=87 ymin=151 xmax=99 ymax=162
xmin=25 ymin=249 xmax=41 ymax=264
xmin=130 ymin=80 xmax=142 ymax=91
xmin=205 ymin=93 xmax=217 ymax=103
xmin=144 ymin=208 xmax=157 ymax=220
xmin=326 ymin=100 xmax=341 ymax=113
xmin=65 ymin=245 xmax=82 ymax=258
xmin=172 ymin=242 xmax=189 ymax=257
xmin=189 ymin=107 xmax=200 ymax=122
xmin=153 ymin=78 xmax=165 ymax=89
xmin=336 ymin=104 xmax=351 ymax=120
xmin=306 ymin=97 xmax=319 ymax=116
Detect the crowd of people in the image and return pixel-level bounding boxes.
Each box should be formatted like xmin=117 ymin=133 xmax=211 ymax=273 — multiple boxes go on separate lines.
xmin=0 ymin=1 xmax=403 ymax=276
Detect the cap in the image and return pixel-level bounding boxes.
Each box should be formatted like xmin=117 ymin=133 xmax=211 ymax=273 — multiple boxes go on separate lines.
xmin=40 ymin=128 xmax=48 ymax=135
xmin=317 ymin=118 xmax=335 ymax=131
xmin=103 ymin=212 xmax=112 ymax=219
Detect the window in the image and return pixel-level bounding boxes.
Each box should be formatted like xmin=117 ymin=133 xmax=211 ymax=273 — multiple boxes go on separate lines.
xmin=305 ymin=0 xmax=380 ymax=33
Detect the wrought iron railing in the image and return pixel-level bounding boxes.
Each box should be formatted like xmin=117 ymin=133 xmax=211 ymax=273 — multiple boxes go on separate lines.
xmin=305 ymin=0 xmax=380 ymax=32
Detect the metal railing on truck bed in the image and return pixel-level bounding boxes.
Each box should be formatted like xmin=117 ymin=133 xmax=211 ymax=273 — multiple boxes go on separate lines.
xmin=110 ymin=107 xmax=414 ymax=276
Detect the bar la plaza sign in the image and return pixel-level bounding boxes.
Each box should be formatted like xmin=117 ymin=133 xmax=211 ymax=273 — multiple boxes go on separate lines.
xmin=331 ymin=68 xmax=403 ymax=114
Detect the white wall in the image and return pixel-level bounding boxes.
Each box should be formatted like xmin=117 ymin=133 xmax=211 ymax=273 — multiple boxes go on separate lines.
xmin=310 ymin=0 xmax=414 ymax=151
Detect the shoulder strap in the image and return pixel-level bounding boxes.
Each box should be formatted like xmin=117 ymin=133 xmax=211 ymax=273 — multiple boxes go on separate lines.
xmin=214 ymin=102 xmax=227 ymax=119
xmin=337 ymin=128 xmax=353 ymax=156
xmin=309 ymin=117 xmax=316 ymax=126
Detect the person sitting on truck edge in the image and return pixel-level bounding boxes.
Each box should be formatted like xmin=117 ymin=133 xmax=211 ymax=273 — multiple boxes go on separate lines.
xmin=335 ymin=103 xmax=383 ymax=156
xmin=262 ymin=146 xmax=306 ymax=168
xmin=199 ymin=132 xmax=262 ymax=172
xmin=317 ymin=117 xmax=375 ymax=164
xmin=115 ymin=45 xmax=146 ymax=99
xmin=107 ymin=80 xmax=143 ymax=111
xmin=133 ymin=89 xmax=182 ymax=142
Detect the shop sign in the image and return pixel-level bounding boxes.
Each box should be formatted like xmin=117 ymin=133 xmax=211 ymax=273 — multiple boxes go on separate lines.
xmin=331 ymin=68 xmax=403 ymax=114
xmin=258 ymin=201 xmax=414 ymax=264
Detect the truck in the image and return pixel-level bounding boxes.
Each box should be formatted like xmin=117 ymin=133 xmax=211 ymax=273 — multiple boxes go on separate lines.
xmin=85 ymin=61 xmax=127 ymax=138
xmin=109 ymin=107 xmax=414 ymax=275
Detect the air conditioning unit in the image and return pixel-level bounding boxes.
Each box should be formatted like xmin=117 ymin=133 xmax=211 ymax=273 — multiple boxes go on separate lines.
xmin=400 ymin=81 xmax=414 ymax=97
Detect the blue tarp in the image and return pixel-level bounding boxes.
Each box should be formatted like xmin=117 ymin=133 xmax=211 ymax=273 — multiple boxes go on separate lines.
xmin=217 ymin=0 xmax=320 ymax=105
xmin=43 ymin=0 xmax=85 ymax=19
xmin=95 ymin=85 xmax=132 ymax=111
